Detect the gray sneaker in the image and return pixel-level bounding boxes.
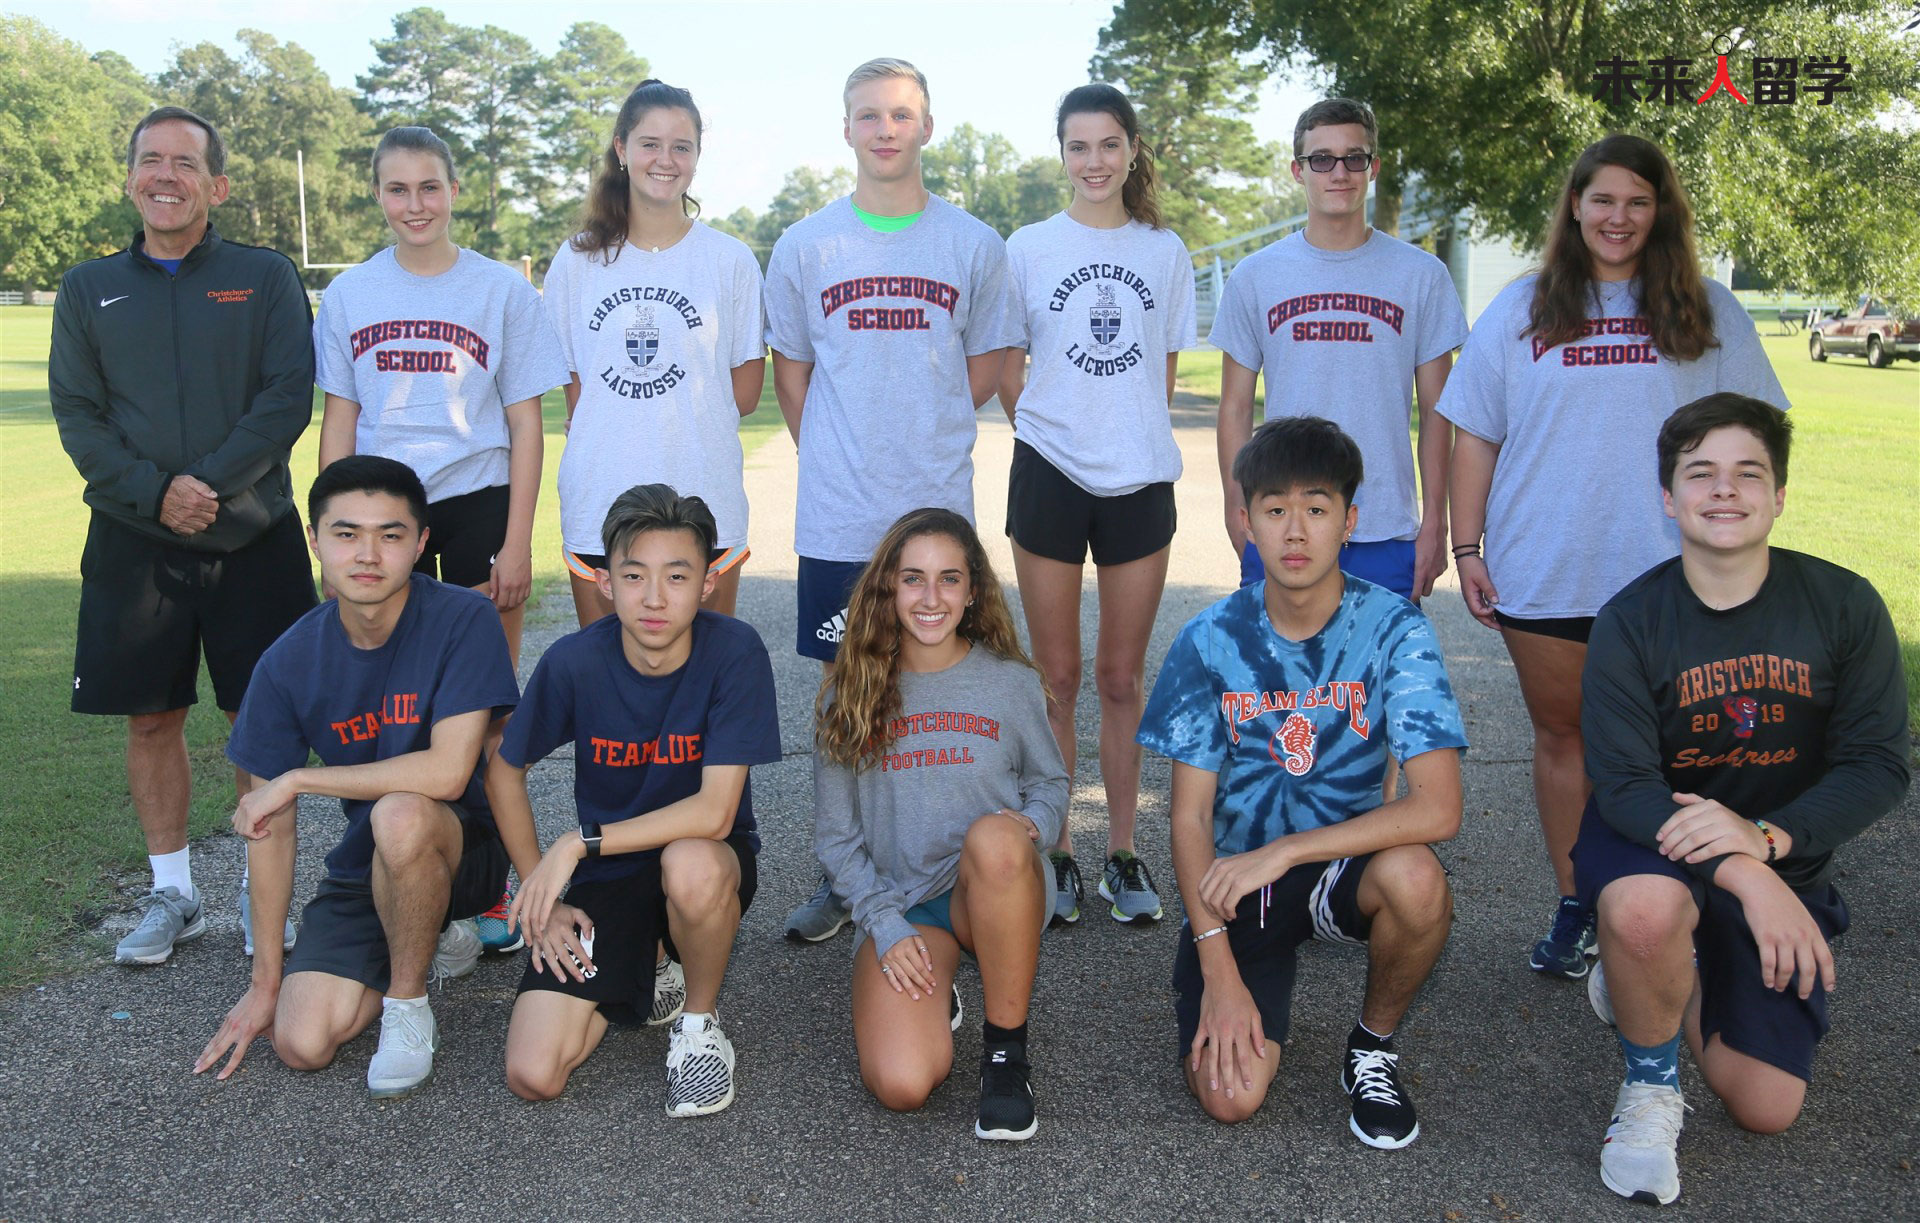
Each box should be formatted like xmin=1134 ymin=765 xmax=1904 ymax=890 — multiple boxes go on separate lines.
xmin=1098 ymin=851 xmax=1164 ymax=923
xmin=367 ymin=1000 xmax=438 ymax=1098
xmin=647 ymin=956 xmax=687 ymax=1027
xmin=429 ymin=918 xmax=482 ymax=987
xmin=239 ymin=888 xmax=296 ymax=958
xmin=784 ymin=874 xmax=850 ymax=943
xmin=1048 ymin=852 xmax=1083 ymax=927
xmin=115 ymin=886 xmax=206 ymax=965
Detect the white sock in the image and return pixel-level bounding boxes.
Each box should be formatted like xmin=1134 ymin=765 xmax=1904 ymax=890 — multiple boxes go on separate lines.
xmin=383 ymin=994 xmax=428 ymax=1011
xmin=680 ymin=1010 xmax=716 ymax=1029
xmin=150 ymin=848 xmax=193 ymax=900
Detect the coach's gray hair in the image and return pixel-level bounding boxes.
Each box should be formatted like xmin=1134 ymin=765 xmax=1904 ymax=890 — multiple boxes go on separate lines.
xmin=371 ymin=126 xmax=459 ymax=191
xmin=843 ymin=57 xmax=930 ymax=113
xmin=127 ymin=106 xmax=227 ymax=178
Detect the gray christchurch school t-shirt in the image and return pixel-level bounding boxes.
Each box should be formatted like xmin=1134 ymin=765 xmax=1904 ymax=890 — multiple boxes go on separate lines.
xmin=1208 ymin=230 xmax=1467 ymax=543
xmin=1436 ymin=275 xmax=1788 ymax=619
xmin=764 ymin=195 xmax=1020 ymax=562
xmin=1005 ymin=212 xmax=1198 ymax=496
xmin=314 ymin=247 xmax=568 ymax=504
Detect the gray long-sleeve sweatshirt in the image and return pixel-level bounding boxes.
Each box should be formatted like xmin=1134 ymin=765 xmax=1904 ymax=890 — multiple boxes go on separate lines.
xmin=813 ymin=646 xmax=1069 ymax=960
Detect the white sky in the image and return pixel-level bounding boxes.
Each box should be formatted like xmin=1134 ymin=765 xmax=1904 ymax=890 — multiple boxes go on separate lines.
xmin=13 ymin=0 xmax=1322 ymax=217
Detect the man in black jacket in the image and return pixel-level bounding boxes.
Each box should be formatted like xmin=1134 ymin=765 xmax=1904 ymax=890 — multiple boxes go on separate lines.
xmin=50 ymin=106 xmax=317 ymax=967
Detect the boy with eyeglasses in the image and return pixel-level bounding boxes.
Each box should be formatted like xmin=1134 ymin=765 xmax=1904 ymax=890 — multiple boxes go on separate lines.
xmin=1211 ymin=98 xmax=1467 ymax=607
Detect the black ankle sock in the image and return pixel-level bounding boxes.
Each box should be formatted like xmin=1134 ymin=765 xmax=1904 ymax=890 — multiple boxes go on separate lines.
xmin=1349 ymin=1021 xmax=1394 ymax=1051
xmin=983 ymin=1020 xmax=1028 ymax=1047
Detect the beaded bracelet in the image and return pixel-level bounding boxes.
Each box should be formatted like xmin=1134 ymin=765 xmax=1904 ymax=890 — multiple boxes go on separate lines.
xmin=1192 ymin=925 xmax=1229 ymax=944
xmin=1754 ymin=819 xmax=1778 ymax=863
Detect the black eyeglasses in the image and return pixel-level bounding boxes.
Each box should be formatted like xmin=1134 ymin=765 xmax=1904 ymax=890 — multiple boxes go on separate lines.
xmin=1299 ymin=152 xmax=1375 ymax=173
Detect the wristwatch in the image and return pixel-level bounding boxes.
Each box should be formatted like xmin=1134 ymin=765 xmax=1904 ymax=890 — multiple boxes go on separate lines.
xmin=580 ymin=822 xmax=603 ymax=858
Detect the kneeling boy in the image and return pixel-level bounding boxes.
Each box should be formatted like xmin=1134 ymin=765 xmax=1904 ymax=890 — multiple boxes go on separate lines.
xmin=1138 ymin=416 xmax=1466 ymax=1146
xmin=196 ymin=456 xmax=520 ymax=1096
xmin=1579 ymin=393 xmax=1909 ymax=1205
xmin=491 ymin=484 xmax=781 ymax=1115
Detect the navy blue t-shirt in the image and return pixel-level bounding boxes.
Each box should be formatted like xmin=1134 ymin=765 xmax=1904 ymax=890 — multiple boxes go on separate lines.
xmin=228 ymin=574 xmax=520 ymax=882
xmin=498 ymin=611 xmax=783 ymax=883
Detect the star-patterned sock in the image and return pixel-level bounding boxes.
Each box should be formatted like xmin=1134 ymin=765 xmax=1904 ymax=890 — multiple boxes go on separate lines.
xmin=1618 ymin=1029 xmax=1682 ymax=1088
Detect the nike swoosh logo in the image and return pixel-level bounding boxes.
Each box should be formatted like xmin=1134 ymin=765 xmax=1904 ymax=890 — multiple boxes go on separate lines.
xmin=100 ymin=296 xmax=129 ymax=308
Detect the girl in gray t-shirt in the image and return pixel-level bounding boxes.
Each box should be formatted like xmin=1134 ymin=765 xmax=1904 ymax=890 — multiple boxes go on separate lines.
xmin=813 ymin=508 xmax=1068 ymax=1141
xmin=1436 ymin=135 xmax=1788 ymax=979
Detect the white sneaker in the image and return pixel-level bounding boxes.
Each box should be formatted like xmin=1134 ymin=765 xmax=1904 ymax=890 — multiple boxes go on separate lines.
xmin=367 ymin=1000 xmax=438 ymax=1098
xmin=429 ymin=918 xmax=482 ymax=986
xmin=665 ymin=1013 xmax=736 ymax=1117
xmin=647 ymin=956 xmax=687 ymax=1027
xmin=1589 ymin=959 xmax=1616 ymax=1027
xmin=1600 ymin=1081 xmax=1686 ymax=1205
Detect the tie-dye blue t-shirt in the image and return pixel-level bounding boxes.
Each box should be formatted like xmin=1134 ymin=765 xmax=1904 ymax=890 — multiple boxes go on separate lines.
xmin=1138 ymin=578 xmax=1467 ymax=854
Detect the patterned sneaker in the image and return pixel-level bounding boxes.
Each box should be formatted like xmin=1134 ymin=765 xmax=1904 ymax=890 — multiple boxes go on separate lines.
xmin=665 ymin=1013 xmax=736 ymax=1117
xmin=1048 ymin=852 xmax=1083 ymax=927
xmin=950 ymin=984 xmax=964 ymax=1033
xmin=1600 ymin=1080 xmax=1686 ymax=1205
xmin=1098 ymin=850 xmax=1164 ymax=923
xmin=974 ymin=1040 xmax=1037 ymax=1141
xmin=238 ymin=888 xmax=295 ymax=958
xmin=428 ymin=918 xmax=482 ymax=987
xmin=367 ymin=1000 xmax=438 ymax=1098
xmin=1588 ymin=959 xmax=1616 ymax=1027
xmin=1343 ymin=1042 xmax=1420 ymax=1149
xmin=647 ymin=955 xmax=687 ymax=1027
xmin=474 ymin=883 xmax=524 ymax=954
xmin=1529 ymin=896 xmax=1598 ymax=979
xmin=784 ymin=874 xmax=850 ymax=943
xmin=115 ymin=886 xmax=206 ymax=965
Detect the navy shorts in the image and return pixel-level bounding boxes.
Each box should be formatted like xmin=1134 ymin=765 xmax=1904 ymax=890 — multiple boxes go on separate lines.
xmin=416 ymin=484 xmax=509 ymax=589
xmin=516 ymin=834 xmax=757 ymax=1025
xmin=796 ymin=556 xmax=867 ymax=662
xmin=1571 ymin=801 xmax=1849 ymax=1082
xmin=284 ymin=803 xmax=507 ymax=994
xmin=1240 ymin=537 xmax=1415 ymax=600
xmin=1007 ymin=440 xmax=1175 ymax=567
xmin=1173 ymin=852 xmax=1387 ymax=1058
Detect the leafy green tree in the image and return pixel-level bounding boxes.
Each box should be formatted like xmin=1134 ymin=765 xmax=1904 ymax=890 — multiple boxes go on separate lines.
xmin=458 ymin=24 xmax=543 ymax=256
xmin=540 ymin=23 xmax=648 ymax=199
xmin=924 ymin=123 xmax=1062 ymax=235
xmin=1090 ymin=20 xmax=1286 ymax=247
xmin=0 ymin=18 xmax=149 ymax=288
xmin=357 ymin=7 xmax=472 ymax=144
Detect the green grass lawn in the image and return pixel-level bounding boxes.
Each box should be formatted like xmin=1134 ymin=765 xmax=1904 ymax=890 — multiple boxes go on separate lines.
xmin=0 ymin=304 xmax=784 ymax=982
xmin=1176 ymin=339 xmax=1919 ymax=723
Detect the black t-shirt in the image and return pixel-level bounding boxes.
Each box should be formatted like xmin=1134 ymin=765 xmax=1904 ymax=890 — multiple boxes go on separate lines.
xmin=498 ymin=611 xmax=782 ymax=883
xmin=1583 ymin=549 xmax=1910 ymax=890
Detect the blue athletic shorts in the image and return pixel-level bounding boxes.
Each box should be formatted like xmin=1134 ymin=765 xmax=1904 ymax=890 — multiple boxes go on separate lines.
xmin=796 ymin=556 xmax=867 ymax=662
xmin=904 ymin=889 xmax=955 ymax=935
xmin=1571 ymin=800 xmax=1848 ymax=1082
xmin=1240 ymin=537 xmax=1416 ymax=600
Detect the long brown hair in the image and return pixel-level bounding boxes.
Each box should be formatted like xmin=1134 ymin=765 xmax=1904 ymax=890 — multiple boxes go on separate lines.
xmin=1057 ymin=83 xmax=1162 ymax=229
xmin=815 ymin=509 xmax=1037 ymax=769
xmin=1526 ymin=134 xmax=1716 ymax=360
xmin=572 ymin=80 xmax=703 ymax=259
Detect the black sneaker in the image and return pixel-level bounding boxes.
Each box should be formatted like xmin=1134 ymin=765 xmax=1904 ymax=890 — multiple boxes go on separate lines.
xmin=974 ymin=1041 xmax=1037 ymax=1141
xmin=1343 ymin=1038 xmax=1419 ymax=1149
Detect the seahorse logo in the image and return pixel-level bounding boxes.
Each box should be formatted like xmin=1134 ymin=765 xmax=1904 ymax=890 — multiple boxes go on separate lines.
xmin=1723 ymin=695 xmax=1759 ymax=739
xmin=1269 ymin=713 xmax=1317 ymax=776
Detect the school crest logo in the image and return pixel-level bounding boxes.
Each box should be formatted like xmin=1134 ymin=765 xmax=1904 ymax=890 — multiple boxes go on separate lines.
xmin=625 ymin=305 xmax=660 ymax=368
xmin=1723 ymin=694 xmax=1760 ymax=739
xmin=1089 ymin=282 xmax=1122 ymax=348
xmin=1269 ymin=713 xmax=1318 ymax=776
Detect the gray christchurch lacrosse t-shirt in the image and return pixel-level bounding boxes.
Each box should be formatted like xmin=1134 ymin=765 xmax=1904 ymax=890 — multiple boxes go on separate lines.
xmin=1209 ymin=230 xmax=1467 ymax=543
xmin=544 ymin=223 xmax=765 ymax=553
xmin=1005 ymin=212 xmax=1198 ymax=496
xmin=1437 ymin=274 xmax=1788 ymax=619
xmin=764 ymin=194 xmax=1020 ymax=562
xmin=314 ymin=247 xmax=568 ymax=504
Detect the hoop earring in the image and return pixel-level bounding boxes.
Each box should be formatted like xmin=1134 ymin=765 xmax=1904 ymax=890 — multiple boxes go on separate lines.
xmin=1128 ymin=160 xmax=1137 ymax=171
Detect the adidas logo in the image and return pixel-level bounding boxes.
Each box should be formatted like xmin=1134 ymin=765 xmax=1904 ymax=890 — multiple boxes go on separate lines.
xmin=815 ymin=609 xmax=848 ymax=643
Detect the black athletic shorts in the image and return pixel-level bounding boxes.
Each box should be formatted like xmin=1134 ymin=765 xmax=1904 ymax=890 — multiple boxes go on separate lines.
xmin=1173 ymin=852 xmax=1390 ymax=1058
xmin=73 ymin=510 xmax=315 ymax=716
xmin=1495 ymin=610 xmax=1594 ymax=644
xmin=1571 ymin=801 xmax=1848 ymax=1082
xmin=1006 ymin=440 xmax=1175 ymax=567
xmin=417 ymin=483 xmax=510 ymax=589
xmin=516 ymin=834 xmax=758 ymax=1025
xmin=283 ymin=803 xmax=508 ymax=994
